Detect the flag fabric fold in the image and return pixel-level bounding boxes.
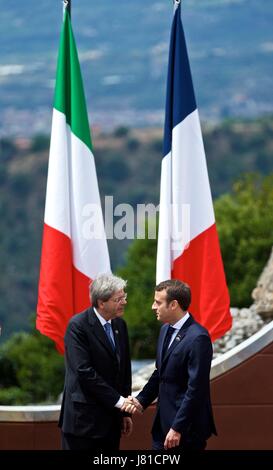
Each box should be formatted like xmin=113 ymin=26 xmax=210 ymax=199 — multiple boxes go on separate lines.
xmin=37 ymin=10 xmax=110 ymax=353
xmin=157 ymin=3 xmax=232 ymax=341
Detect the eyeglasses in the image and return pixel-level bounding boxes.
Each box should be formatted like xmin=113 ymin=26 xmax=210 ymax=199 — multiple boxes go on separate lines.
xmin=111 ymin=293 xmax=127 ymax=303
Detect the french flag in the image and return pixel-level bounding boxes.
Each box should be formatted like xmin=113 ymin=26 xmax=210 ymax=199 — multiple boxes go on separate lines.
xmin=157 ymin=1 xmax=232 ymax=341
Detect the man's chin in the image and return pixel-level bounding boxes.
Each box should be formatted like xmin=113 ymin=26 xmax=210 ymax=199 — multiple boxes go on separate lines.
xmin=115 ymin=310 xmax=124 ymax=317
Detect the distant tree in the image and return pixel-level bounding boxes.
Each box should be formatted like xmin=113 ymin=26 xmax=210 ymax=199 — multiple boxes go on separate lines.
xmin=126 ymin=137 xmax=140 ymax=152
xmin=215 ymin=173 xmax=273 ymax=307
xmin=10 ymin=173 xmax=32 ymax=198
xmin=114 ymin=126 xmax=130 ymax=138
xmin=102 ymin=154 xmax=130 ymax=182
xmin=0 ymin=164 xmax=7 ymax=185
xmin=0 ymin=138 xmax=16 ymax=161
xmin=205 ymin=116 xmax=273 ymax=196
xmin=30 ymin=134 xmax=50 ymax=152
xmin=150 ymin=138 xmax=163 ymax=153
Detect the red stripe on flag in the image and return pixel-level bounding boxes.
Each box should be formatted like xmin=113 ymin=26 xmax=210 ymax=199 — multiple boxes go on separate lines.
xmin=172 ymin=224 xmax=231 ymax=341
xmin=36 ymin=224 xmax=91 ymax=353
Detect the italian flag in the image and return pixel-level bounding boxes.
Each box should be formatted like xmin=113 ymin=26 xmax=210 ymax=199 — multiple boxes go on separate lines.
xmin=157 ymin=3 xmax=232 ymax=340
xmin=36 ymin=10 xmax=110 ymax=353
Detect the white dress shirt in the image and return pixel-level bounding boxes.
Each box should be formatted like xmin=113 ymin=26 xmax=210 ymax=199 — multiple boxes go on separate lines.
xmin=93 ymin=308 xmax=125 ymax=409
xmin=167 ymin=312 xmax=190 ymax=348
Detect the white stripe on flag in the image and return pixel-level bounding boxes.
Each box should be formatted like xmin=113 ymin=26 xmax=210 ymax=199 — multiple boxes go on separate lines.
xmin=45 ymin=109 xmax=110 ymax=279
xmin=157 ymin=110 xmax=215 ymax=283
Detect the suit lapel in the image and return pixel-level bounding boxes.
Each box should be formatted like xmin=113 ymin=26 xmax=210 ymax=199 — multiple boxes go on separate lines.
xmin=88 ymin=308 xmax=117 ymax=359
xmin=160 ymin=315 xmax=194 ymax=367
xmin=159 ymin=325 xmax=169 ymax=367
xmin=162 ymin=329 xmax=187 ymax=364
xmin=112 ymin=319 xmax=121 ymax=365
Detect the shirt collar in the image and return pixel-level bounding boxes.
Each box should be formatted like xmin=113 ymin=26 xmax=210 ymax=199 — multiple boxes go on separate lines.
xmin=93 ymin=307 xmax=112 ymax=327
xmin=172 ymin=312 xmax=190 ymax=330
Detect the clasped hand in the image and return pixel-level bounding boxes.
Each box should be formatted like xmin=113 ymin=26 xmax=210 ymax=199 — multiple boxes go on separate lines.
xmin=121 ymin=396 xmax=143 ymax=415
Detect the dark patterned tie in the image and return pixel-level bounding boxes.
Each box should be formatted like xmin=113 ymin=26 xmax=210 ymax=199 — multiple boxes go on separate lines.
xmin=104 ymin=322 xmax=116 ymax=351
xmin=162 ymin=326 xmax=175 ymax=359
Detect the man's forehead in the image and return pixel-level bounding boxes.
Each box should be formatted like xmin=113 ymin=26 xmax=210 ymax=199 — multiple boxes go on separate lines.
xmin=112 ymin=289 xmax=125 ymax=296
xmin=155 ymin=289 xmax=167 ymax=299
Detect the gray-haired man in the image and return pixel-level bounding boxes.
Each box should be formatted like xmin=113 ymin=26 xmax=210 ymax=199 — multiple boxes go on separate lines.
xmin=59 ymin=273 xmax=137 ymax=451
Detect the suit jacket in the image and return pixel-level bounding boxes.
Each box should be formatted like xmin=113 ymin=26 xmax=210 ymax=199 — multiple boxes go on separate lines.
xmin=137 ymin=315 xmax=216 ymax=444
xmin=58 ymin=307 xmax=131 ymax=438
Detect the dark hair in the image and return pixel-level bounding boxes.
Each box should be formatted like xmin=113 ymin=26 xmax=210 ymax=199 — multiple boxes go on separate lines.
xmin=155 ymin=279 xmax=191 ymax=311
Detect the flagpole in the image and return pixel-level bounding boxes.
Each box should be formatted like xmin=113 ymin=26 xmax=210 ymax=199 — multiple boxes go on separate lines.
xmin=63 ymin=0 xmax=71 ymax=17
xmin=173 ymin=0 xmax=181 ymax=13
xmin=173 ymin=0 xmax=181 ymax=14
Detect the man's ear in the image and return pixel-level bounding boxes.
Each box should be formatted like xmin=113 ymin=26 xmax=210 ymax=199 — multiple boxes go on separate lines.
xmin=171 ymin=299 xmax=179 ymax=310
xmin=97 ymin=299 xmax=104 ymax=309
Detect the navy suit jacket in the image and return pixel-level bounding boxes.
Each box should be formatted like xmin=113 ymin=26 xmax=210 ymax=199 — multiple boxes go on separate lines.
xmin=58 ymin=307 xmax=131 ymax=438
xmin=137 ymin=315 xmax=216 ymax=443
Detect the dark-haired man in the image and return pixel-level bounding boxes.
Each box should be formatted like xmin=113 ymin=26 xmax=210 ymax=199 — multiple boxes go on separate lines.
xmin=130 ymin=280 xmax=217 ymax=451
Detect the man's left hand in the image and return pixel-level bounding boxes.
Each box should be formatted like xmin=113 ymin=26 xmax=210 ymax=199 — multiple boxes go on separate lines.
xmin=164 ymin=428 xmax=181 ymax=449
xmin=122 ymin=417 xmax=133 ymax=436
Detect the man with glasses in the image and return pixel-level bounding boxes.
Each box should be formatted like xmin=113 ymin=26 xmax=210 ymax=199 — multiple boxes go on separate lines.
xmin=59 ymin=273 xmax=138 ymax=450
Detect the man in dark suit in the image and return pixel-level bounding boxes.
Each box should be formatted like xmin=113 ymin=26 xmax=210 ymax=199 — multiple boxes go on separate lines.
xmin=59 ymin=273 xmax=137 ymax=451
xmin=131 ymin=280 xmax=217 ymax=451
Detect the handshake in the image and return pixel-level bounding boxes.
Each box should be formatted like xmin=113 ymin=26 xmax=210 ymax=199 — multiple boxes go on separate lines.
xmin=121 ymin=396 xmax=143 ymax=415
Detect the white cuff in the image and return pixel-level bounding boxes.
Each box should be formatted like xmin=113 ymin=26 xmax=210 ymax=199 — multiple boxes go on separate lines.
xmin=115 ymin=396 xmax=125 ymax=409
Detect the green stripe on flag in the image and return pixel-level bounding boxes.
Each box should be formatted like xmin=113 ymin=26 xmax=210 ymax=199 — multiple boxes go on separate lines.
xmin=54 ymin=11 xmax=92 ymax=151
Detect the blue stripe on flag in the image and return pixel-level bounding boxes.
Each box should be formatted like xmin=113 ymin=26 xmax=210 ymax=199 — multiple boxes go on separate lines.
xmin=163 ymin=4 xmax=197 ymax=157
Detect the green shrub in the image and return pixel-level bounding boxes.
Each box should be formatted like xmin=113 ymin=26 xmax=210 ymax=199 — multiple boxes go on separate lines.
xmin=0 ymin=331 xmax=64 ymax=405
xmin=215 ymin=173 xmax=273 ymax=307
xmin=0 ymin=387 xmax=31 ymax=405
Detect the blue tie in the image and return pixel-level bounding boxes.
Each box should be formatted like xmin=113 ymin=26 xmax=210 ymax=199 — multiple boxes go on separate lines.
xmin=162 ymin=326 xmax=175 ymax=359
xmin=104 ymin=322 xmax=116 ymax=351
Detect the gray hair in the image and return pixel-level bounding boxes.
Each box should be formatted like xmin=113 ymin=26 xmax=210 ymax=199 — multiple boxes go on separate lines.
xmin=90 ymin=273 xmax=127 ymax=307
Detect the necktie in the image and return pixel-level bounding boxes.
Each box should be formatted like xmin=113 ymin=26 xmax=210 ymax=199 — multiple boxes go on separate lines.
xmin=104 ymin=322 xmax=116 ymax=351
xmin=162 ymin=326 xmax=175 ymax=359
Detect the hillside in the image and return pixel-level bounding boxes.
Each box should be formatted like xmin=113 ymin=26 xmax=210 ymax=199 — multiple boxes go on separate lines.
xmin=0 ymin=116 xmax=273 ymax=339
xmin=1 ymin=0 xmax=273 ymax=136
